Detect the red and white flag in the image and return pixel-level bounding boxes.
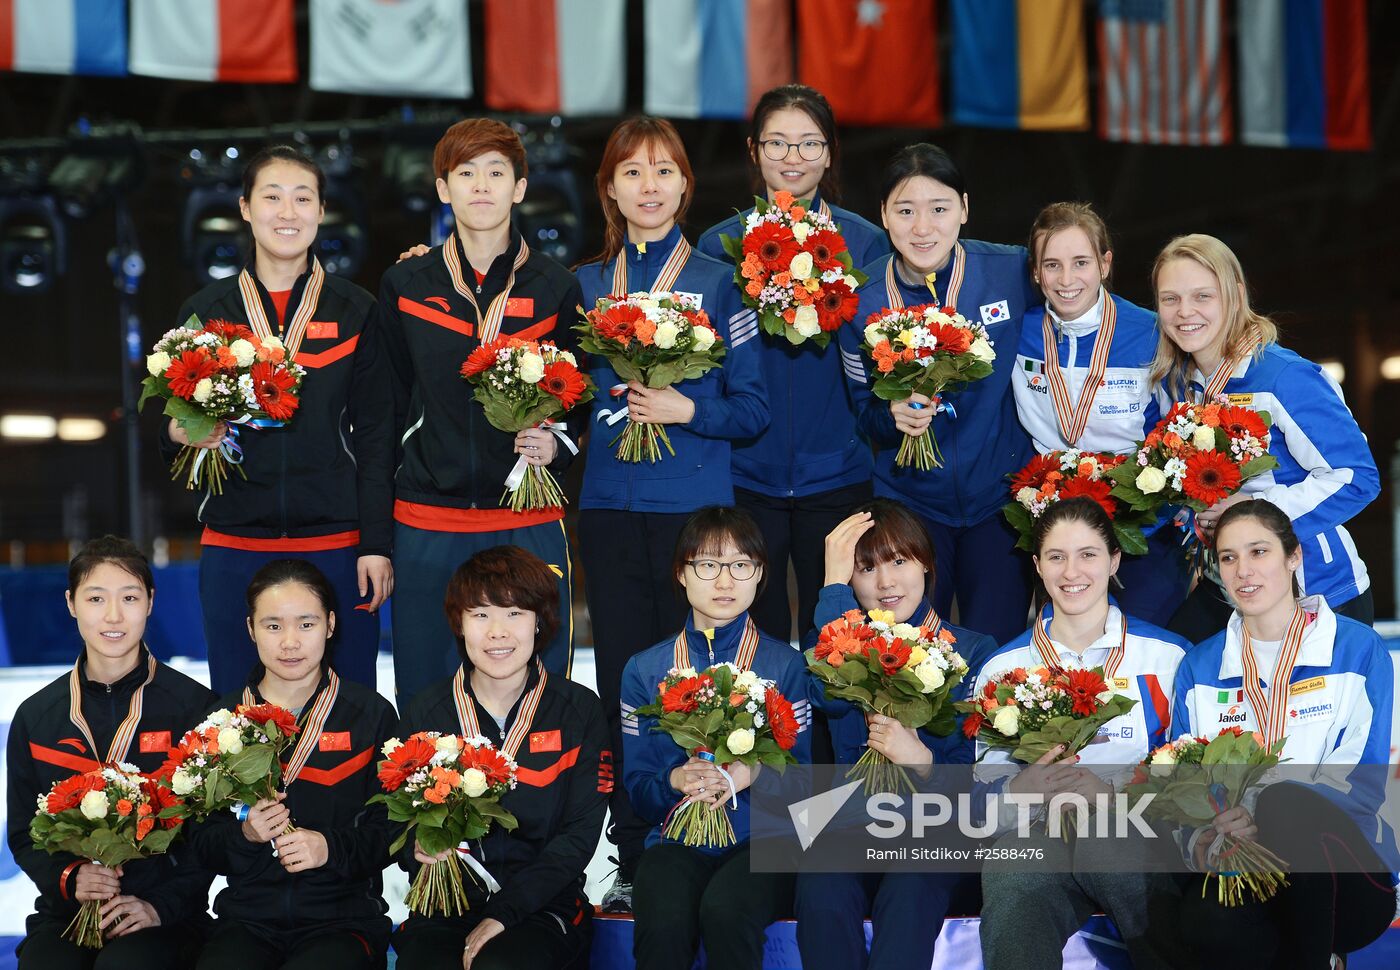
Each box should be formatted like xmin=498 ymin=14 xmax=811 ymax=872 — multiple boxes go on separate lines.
xmin=484 ymin=0 xmax=624 ymax=115
xmin=130 ymin=0 xmax=296 ymax=83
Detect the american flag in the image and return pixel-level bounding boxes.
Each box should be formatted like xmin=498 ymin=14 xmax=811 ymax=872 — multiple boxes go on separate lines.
xmin=1097 ymin=0 xmax=1232 ymax=145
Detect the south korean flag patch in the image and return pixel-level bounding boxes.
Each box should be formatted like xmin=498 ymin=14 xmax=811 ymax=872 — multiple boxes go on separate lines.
xmin=979 ymin=300 xmax=1011 ymax=326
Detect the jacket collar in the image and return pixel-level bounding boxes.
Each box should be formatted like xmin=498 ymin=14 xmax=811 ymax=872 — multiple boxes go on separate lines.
xmin=1219 ymin=596 xmax=1334 ymax=680
xmin=1047 ymin=287 xmax=1107 ymax=338
xmin=682 ymin=610 xmax=752 ymax=662
xmin=78 ymin=644 xmax=152 ymax=695
xmin=622 ymin=223 xmax=684 ymax=271
xmin=451 ymin=226 xmax=525 ymax=291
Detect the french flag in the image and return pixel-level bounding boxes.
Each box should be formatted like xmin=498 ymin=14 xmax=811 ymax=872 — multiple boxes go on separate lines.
xmin=483 ymin=0 xmax=625 ymax=115
xmin=130 ymin=0 xmax=297 ymax=83
xmin=0 ymin=0 xmax=126 ymax=77
xmin=1238 ymin=0 xmax=1371 ymax=150
xmin=643 ymin=0 xmax=793 ymax=120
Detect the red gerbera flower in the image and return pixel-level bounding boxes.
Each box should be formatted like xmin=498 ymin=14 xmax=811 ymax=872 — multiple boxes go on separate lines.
xmin=250 ymin=361 xmax=300 ymax=421
xmin=377 ymin=736 xmax=437 ymax=791
xmin=592 ymin=303 xmax=645 ymax=344
xmin=1059 ymin=476 xmax=1116 ymax=519
xmin=744 ymin=222 xmax=800 ymax=272
xmin=930 ymin=321 xmax=973 ymax=355
xmin=765 ymin=687 xmax=800 ymax=751
xmin=459 ymin=743 xmax=514 ymax=787
xmin=203 ymin=318 xmax=255 ymax=342
xmin=1182 ymin=451 xmax=1242 ymax=506
xmin=962 ymin=710 xmax=986 ymax=739
xmin=871 ymin=638 xmax=912 ymax=676
xmin=1063 ymin=668 xmax=1109 ymax=717
xmin=1216 ymin=405 xmax=1267 ymax=442
xmin=541 ymin=360 xmax=586 ymax=408
xmin=46 ymin=771 xmax=106 ymax=814
xmin=1011 ymin=453 xmax=1061 ymax=494
xmin=804 ymin=229 xmax=848 ymax=272
xmin=662 ymin=675 xmax=710 ymax=714
xmin=141 ymin=776 xmax=185 ymax=831
xmin=460 ymin=343 xmax=499 ymax=379
xmin=814 ymin=280 xmax=859 ymax=331
xmin=237 ymin=702 xmax=300 ymax=738
xmin=164 ymin=350 xmax=220 ymax=400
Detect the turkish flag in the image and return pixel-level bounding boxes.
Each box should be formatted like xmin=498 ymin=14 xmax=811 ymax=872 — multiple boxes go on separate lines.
xmin=798 ymin=0 xmax=941 ymax=127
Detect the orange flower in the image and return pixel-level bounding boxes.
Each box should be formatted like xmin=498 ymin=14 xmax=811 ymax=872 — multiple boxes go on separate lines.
xmin=634 ymin=317 xmax=657 ymax=345
xmin=745 ymin=279 xmax=764 ymax=298
xmin=1163 ymin=432 xmax=1183 ymax=450
xmin=789 ymin=205 xmax=806 ymax=220
xmin=740 ymin=253 xmax=765 ymax=280
xmin=792 ymin=285 xmax=815 ymax=305
xmin=116 ymin=799 xmax=133 ymax=817
xmin=782 ymin=308 xmax=796 ymax=323
xmin=729 ymin=692 xmax=748 ymax=707
xmin=136 ymin=817 xmax=154 ymax=841
xmin=216 ymin=345 xmax=237 ymax=368
xmin=423 ymin=784 xmax=449 ymax=804
xmin=873 ymin=343 xmax=898 ymax=374
xmin=772 ymin=271 xmax=792 ymax=288
xmin=431 ymin=766 xmax=462 ymax=788
xmin=1199 ymin=404 xmax=1222 ymax=427
xmin=772 ymin=190 xmax=796 ymax=211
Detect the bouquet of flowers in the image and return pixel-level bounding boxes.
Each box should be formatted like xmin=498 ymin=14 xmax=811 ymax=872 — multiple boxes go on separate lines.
xmin=575 ymin=292 xmax=725 ymax=462
xmin=632 ymin=663 xmax=800 ymax=847
xmin=956 ymin=665 xmax=1137 ymax=763
xmin=1003 ymin=450 xmax=1156 ymax=556
xmin=369 ymin=732 xmax=518 ymax=916
xmin=1123 ymin=727 xmax=1289 ymax=906
xmin=138 ymin=315 xmax=305 ymax=495
xmin=859 ymin=303 xmax=996 ymax=470
xmin=807 ymin=609 xmax=969 ymax=794
xmin=719 ymin=190 xmax=866 ymax=348
xmin=460 ymin=336 xmax=595 ymax=511
xmin=30 ymin=764 xmax=185 ymax=948
xmin=159 ymin=703 xmax=301 ymax=824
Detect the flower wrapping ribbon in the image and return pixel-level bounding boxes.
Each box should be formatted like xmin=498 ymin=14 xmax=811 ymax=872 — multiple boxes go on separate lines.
xmin=455 ymin=843 xmax=502 ymax=894
xmin=189 ymin=414 xmax=286 ymax=479
xmin=600 ymin=383 xmax=631 ymax=427
xmin=907 ymin=395 xmax=957 ymax=419
xmin=503 ymin=420 xmax=577 ymax=490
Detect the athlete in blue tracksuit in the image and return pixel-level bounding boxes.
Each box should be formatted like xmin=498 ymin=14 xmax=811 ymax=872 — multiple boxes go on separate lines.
xmin=695 ymin=83 xmax=890 ymax=645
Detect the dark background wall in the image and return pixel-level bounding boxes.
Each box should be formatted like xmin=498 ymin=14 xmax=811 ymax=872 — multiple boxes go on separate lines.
xmin=2 ymin=1 xmax=1398 ymax=612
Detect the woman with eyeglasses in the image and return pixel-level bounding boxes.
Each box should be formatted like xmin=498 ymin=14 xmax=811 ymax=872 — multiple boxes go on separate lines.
xmin=620 ymin=506 xmax=811 ymax=970
xmin=696 ymin=84 xmax=889 ymax=645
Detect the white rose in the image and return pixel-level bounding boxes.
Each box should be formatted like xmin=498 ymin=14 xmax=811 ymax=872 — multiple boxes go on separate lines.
xmin=146 ymin=351 xmax=171 ymax=376
xmin=192 ymin=378 xmax=214 ymax=404
xmin=217 ymin=727 xmax=243 ymax=755
xmin=791 ymin=222 xmax=811 ymax=245
xmin=558 ymin=350 xmax=578 ymax=366
xmin=170 ymin=769 xmax=198 ymax=796
xmin=434 ymin=734 xmax=461 ymax=755
xmin=691 ymin=326 xmax=716 ymax=351
xmin=969 ymin=337 xmax=995 ymax=363
xmin=653 ymin=321 xmax=679 ymax=349
xmin=863 ymin=324 xmax=882 ymax=347
xmin=1016 ymin=486 xmax=1039 ymax=508
xmin=727 ymin=728 xmax=755 ymax=755
xmin=230 ymin=339 xmax=257 ymax=367
xmin=789 ymin=251 xmax=814 ymax=280
xmin=844 ymin=274 xmax=859 ymax=290
xmin=80 ymin=790 xmax=110 ymax=820
xmin=734 ymin=670 xmax=762 ymax=694
xmin=1150 ymin=747 xmax=1177 ymax=767
xmin=991 ymin=705 xmax=1021 ymax=737
xmin=1135 ymin=466 xmax=1167 ymax=494
xmin=460 ymin=767 xmax=489 ymax=798
xmin=261 ymin=335 xmax=284 ymax=351
xmin=382 ymin=738 xmax=402 ymax=756
xmin=635 ymin=297 xmax=659 ymax=313
xmin=793 ymin=305 xmax=821 ymax=338
xmin=914 ymin=662 xmax=946 ymax=694
xmin=1192 ymin=426 xmax=1216 ymax=451
xmin=890 ymin=623 xmax=921 ymax=642
xmin=206 ymin=708 xmax=233 ymax=727
xmin=674 ymin=667 xmax=698 ymax=680
xmin=518 ymin=352 xmax=545 ymax=385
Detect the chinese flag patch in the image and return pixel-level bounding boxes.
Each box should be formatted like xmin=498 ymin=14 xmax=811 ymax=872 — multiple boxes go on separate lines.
xmin=318 ymin=731 xmax=351 ymax=752
xmin=139 ymin=731 xmax=171 ymax=753
xmin=504 ymin=297 xmax=534 ymax=317
xmin=529 ymin=729 xmax=561 ymax=753
xmin=307 ymin=321 xmax=338 ymax=340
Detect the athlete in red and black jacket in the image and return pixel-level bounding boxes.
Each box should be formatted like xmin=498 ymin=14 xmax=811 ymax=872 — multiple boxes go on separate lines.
xmin=377 ymin=119 xmax=585 ymax=702
xmin=7 ymin=538 xmax=216 ymax=967
xmin=161 ymin=146 xmax=395 ymax=695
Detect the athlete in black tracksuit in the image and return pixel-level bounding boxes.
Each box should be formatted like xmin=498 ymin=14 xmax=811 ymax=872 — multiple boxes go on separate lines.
xmin=7 ymin=646 xmax=217 ymax=968
xmin=189 ymin=667 xmax=399 ymax=969
xmin=163 ymin=263 xmax=395 ymax=694
xmin=390 ymin=661 xmax=609 ymax=968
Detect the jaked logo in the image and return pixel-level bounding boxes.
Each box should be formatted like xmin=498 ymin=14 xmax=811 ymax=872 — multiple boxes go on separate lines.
xmin=1219 ymin=704 xmax=1248 ymax=724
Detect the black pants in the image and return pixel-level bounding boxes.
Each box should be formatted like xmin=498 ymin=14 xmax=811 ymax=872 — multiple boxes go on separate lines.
xmin=392 ymin=909 xmax=589 ymax=970
xmin=1178 ymin=783 xmax=1397 ymax=969
xmin=17 ymin=920 xmax=203 ymax=970
xmin=632 ymin=842 xmax=795 ymax=970
xmin=194 ymin=921 xmax=382 ymax=970
xmin=1168 ymin=581 xmax=1374 ymax=644
xmin=578 ymin=509 xmax=692 ymax=870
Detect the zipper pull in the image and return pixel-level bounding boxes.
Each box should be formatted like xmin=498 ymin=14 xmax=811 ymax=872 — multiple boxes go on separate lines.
xmin=703 ymin=628 xmax=715 ymax=664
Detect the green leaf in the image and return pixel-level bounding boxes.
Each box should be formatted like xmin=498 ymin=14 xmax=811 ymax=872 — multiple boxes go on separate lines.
xmin=1002 ymin=501 xmax=1035 ymax=552
xmin=1115 ymin=522 xmax=1150 ymax=557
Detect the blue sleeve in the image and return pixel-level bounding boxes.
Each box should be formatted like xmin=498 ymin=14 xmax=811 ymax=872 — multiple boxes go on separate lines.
xmin=620 ymin=657 xmax=684 ymax=826
xmin=1169 ymin=654 xmax=1196 ymax=739
xmin=838 ymin=304 xmax=900 ymax=447
xmin=812 ymin=583 xmax=861 ymax=634
xmin=686 ymin=285 xmax=769 ymax=440
xmin=695 ymin=223 xmax=730 ymax=263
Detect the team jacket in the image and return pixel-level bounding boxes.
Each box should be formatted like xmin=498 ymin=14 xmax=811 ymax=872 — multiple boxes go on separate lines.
xmin=620 ymin=611 xmax=812 ymax=855
xmin=840 ymin=242 xmax=1040 ymax=527
xmin=1156 ymin=343 xmax=1379 ymax=606
xmin=398 ymin=662 xmax=609 ymax=930
xmin=973 ymin=604 xmax=1187 ymax=833
xmin=6 ymin=648 xmax=216 ymax=934
xmin=576 ymin=226 xmax=769 ymax=512
xmin=189 ymin=669 xmax=398 ymax=945
xmin=698 ymin=196 xmax=888 ymax=498
xmin=1170 ymin=598 xmax=1396 ymax=870
xmin=1013 ymin=290 xmax=1161 ymax=455
xmin=377 ymin=229 xmax=584 ymax=530
xmin=161 ymin=266 xmax=395 ymax=557
xmin=809 ymin=584 xmax=999 ymax=767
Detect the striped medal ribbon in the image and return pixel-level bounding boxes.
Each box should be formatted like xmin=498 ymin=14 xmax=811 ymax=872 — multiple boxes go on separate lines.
xmin=242 ymin=669 xmax=341 ymax=786
xmin=1031 ymin=605 xmax=1126 ymax=680
xmin=611 ymin=235 xmax=691 ymax=298
xmin=1199 ymin=324 xmax=1264 ymax=402
xmin=444 ymin=235 xmax=531 ymax=344
xmin=672 ymin=617 xmax=760 ymax=672
xmin=1042 ymin=296 xmax=1117 ymax=446
xmin=1239 ymin=606 xmax=1309 ymax=748
xmin=238 ymin=256 xmax=326 ymax=359
xmin=68 ymin=651 xmax=157 ymax=765
xmin=453 ymin=660 xmax=548 ymax=760
xmin=918 ymin=604 xmax=941 ymax=634
xmin=816 ymin=200 xmax=833 ymax=221
xmin=883 ymin=242 xmax=965 ymax=311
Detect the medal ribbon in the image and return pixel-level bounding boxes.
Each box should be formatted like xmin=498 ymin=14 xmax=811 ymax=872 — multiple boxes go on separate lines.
xmin=453 ymin=660 xmax=548 ymax=762
xmin=242 ymin=669 xmax=341 ymax=786
xmin=1042 ymin=294 xmax=1117 ymax=446
xmin=68 ymin=651 xmax=157 ymax=765
xmin=1199 ymin=324 xmax=1264 ymax=402
xmin=1031 ymin=605 xmax=1126 ymax=680
xmin=672 ymin=617 xmax=760 ymax=672
xmin=919 ymin=604 xmax=941 ymax=635
xmin=1240 ymin=606 xmax=1309 ymax=748
xmin=884 ymin=243 xmax=965 ymax=311
xmin=238 ymin=257 xmax=326 ymax=359
xmin=611 ymin=235 xmax=691 ymax=297
xmin=444 ymin=235 xmax=531 ymax=344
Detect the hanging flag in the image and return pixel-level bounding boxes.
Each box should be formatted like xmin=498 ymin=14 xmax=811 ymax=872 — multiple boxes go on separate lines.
xmin=1238 ymin=0 xmax=1370 ymax=151
xmin=797 ymin=0 xmax=940 ymax=127
xmin=949 ymin=0 xmax=1088 ymax=131
xmin=1096 ymin=0 xmax=1231 ymax=146
xmin=483 ymin=0 xmax=624 ymax=115
xmin=643 ymin=0 xmax=793 ymax=120
xmin=309 ymin=0 xmax=470 ymax=99
xmin=129 ymin=0 xmax=297 ymax=83
xmin=0 ymin=0 xmax=126 ymax=77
